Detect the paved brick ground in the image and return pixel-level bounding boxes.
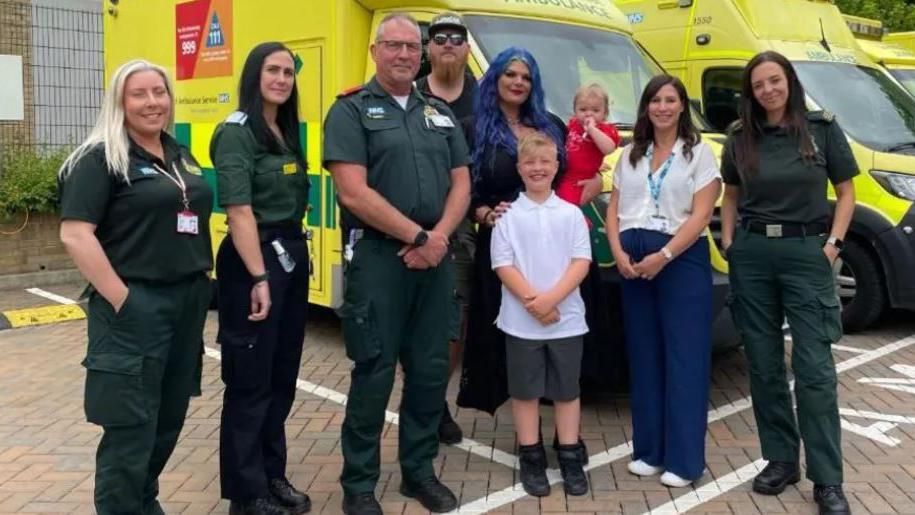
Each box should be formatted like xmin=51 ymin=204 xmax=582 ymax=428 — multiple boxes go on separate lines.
xmin=1 ymin=283 xmax=914 ymax=514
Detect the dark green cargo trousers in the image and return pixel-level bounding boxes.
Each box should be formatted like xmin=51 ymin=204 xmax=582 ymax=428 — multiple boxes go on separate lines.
xmin=338 ymin=237 xmax=454 ymax=496
xmin=83 ymin=274 xmax=210 ymax=515
xmin=728 ymin=228 xmax=844 ymax=486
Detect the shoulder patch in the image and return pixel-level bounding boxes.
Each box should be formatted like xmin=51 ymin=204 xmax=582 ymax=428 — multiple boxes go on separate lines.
xmin=337 ymin=85 xmax=364 ymax=98
xmin=806 ymin=110 xmax=835 ymax=123
xmin=225 ymin=111 xmax=248 ymax=125
xmin=726 ymin=119 xmax=743 ymax=133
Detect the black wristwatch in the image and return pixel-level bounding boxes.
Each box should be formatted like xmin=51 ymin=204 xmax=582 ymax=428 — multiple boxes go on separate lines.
xmin=251 ymin=272 xmax=269 ymax=284
xmin=413 ymin=230 xmax=429 ymax=247
xmin=827 ymin=236 xmax=845 ymax=251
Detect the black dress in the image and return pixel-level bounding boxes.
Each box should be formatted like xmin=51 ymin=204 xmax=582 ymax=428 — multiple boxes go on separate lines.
xmin=456 ymin=113 xmax=568 ymax=415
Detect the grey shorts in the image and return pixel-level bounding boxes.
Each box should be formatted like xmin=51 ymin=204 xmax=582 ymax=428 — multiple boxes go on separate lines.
xmin=505 ymin=334 xmax=583 ymax=401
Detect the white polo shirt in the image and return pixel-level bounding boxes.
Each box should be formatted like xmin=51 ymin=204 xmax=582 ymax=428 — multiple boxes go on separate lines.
xmin=612 ymin=139 xmax=721 ymax=235
xmin=490 ymin=192 xmax=592 ymax=340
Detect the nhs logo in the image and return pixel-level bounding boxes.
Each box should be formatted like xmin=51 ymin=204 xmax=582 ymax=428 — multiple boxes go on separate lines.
xmin=207 ymin=12 xmax=225 ymax=47
xmin=627 ymin=12 xmax=645 ymax=25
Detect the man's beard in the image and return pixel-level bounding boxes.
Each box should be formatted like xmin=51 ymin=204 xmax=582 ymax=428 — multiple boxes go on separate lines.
xmin=431 ymin=55 xmax=466 ymax=83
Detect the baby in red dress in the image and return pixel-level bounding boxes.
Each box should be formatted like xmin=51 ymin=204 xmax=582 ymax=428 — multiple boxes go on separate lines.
xmin=557 ymin=83 xmax=621 ymax=206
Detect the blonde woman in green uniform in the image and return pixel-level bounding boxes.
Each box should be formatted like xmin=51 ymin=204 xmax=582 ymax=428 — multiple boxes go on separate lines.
xmin=721 ymin=51 xmax=856 ymax=515
xmin=59 ymin=59 xmax=213 ymax=515
xmin=211 ymin=42 xmax=311 ymax=515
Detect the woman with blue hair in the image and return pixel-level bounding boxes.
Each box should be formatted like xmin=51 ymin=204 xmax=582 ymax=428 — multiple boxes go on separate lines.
xmin=456 ymin=47 xmax=588 ymax=494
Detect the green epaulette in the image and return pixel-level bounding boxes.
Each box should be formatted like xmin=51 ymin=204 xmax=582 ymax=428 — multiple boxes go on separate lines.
xmin=225 ymin=111 xmax=248 ymax=125
xmin=726 ymin=118 xmax=743 ymax=134
xmin=806 ymin=110 xmax=835 ymax=123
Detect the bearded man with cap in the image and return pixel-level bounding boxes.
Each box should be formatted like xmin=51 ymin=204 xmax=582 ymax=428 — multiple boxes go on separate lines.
xmin=415 ymin=11 xmax=479 ymax=446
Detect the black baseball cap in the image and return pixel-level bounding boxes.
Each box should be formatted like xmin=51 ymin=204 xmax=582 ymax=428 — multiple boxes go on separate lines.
xmin=429 ymin=12 xmax=468 ymax=37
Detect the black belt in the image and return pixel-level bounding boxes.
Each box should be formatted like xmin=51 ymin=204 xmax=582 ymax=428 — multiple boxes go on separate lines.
xmin=742 ymin=220 xmax=828 ymax=238
xmin=257 ymin=221 xmax=304 ymax=242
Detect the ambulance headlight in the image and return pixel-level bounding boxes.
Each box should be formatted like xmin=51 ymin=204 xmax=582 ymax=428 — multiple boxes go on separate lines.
xmin=870 ymin=170 xmax=915 ymax=201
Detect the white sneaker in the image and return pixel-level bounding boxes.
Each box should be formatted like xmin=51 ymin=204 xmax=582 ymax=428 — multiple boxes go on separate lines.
xmin=628 ymin=460 xmax=663 ymax=476
xmin=660 ymin=471 xmax=692 ymax=488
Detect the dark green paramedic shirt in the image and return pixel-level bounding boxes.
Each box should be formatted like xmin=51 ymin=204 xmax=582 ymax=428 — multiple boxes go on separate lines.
xmin=58 ymin=133 xmax=213 ymax=281
xmin=322 ymin=77 xmax=471 ymax=231
xmin=210 ymin=111 xmax=309 ymax=224
xmin=721 ymin=111 xmax=859 ymax=225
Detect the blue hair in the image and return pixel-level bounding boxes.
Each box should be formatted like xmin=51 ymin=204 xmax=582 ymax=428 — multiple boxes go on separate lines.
xmin=471 ymin=47 xmax=565 ymax=181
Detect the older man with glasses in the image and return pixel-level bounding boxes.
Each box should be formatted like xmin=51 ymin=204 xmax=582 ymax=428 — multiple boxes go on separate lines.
xmin=323 ymin=12 xmax=472 ymax=515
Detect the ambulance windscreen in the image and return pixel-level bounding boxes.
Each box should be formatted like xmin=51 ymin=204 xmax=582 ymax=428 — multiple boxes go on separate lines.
xmin=464 ymin=15 xmax=710 ymax=130
xmin=795 ymin=62 xmax=915 ymax=153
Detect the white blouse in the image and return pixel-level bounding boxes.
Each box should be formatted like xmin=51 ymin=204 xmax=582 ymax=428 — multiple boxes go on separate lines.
xmin=612 ymin=139 xmax=721 ymax=236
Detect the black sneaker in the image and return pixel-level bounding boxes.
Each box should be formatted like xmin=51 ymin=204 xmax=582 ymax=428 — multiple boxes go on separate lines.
xmin=438 ymin=402 xmax=463 ymax=445
xmin=268 ymin=477 xmax=311 ymax=514
xmin=814 ymin=485 xmax=852 ymax=515
xmin=341 ymin=492 xmax=383 ymax=515
xmin=399 ymin=477 xmax=458 ymax=513
xmin=518 ymin=443 xmax=550 ymax=497
xmin=752 ymin=461 xmax=800 ymax=495
xmin=229 ymin=497 xmax=290 ymax=515
xmin=557 ymin=443 xmax=589 ymax=496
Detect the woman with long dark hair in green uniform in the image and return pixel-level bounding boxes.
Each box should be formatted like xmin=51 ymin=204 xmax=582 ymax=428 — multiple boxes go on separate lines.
xmin=59 ymin=59 xmax=213 ymax=515
xmin=211 ymin=42 xmax=311 ymax=515
xmin=721 ymin=51 xmax=856 ymax=515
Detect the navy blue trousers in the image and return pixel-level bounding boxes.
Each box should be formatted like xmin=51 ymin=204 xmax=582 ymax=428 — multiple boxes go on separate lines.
xmin=619 ymin=229 xmax=712 ymax=480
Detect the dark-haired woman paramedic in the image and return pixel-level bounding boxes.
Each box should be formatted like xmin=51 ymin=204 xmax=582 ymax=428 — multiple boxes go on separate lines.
xmin=211 ymin=42 xmax=312 ymax=515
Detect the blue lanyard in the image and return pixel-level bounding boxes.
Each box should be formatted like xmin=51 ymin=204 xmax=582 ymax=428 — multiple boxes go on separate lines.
xmin=646 ymin=144 xmax=676 ymax=214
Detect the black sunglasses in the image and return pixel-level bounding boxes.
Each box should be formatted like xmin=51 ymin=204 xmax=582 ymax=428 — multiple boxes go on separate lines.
xmin=431 ymin=33 xmax=466 ymax=46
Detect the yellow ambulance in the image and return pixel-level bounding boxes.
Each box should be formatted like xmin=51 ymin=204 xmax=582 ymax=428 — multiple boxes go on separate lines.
xmin=886 ymin=32 xmax=915 ymax=53
xmin=617 ymin=0 xmax=915 ymax=331
xmin=103 ymin=0 xmax=735 ymax=329
xmin=845 ymin=15 xmax=915 ymax=97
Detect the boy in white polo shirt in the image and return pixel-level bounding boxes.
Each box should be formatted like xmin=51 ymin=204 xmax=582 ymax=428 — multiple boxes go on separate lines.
xmin=491 ymin=132 xmax=592 ymax=497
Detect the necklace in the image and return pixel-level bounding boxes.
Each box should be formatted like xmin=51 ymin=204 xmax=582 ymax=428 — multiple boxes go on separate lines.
xmin=506 ymin=116 xmax=522 ymax=128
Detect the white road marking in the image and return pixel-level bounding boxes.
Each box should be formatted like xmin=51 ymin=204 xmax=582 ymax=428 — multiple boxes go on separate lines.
xmin=32 ymin=290 xmax=915 ymax=514
xmin=636 ymin=333 xmax=915 ymax=515
xmin=830 ymin=344 xmax=868 ymax=354
xmin=25 ymin=287 xmax=77 ymax=305
xmin=203 ymin=346 xmax=521 ymax=471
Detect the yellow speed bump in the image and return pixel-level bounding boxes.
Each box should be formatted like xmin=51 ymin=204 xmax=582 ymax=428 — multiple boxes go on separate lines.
xmin=2 ymin=304 xmax=86 ymax=329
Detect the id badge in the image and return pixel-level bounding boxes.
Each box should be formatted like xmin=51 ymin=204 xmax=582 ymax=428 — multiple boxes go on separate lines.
xmin=647 ymin=214 xmax=670 ymax=234
xmin=429 ymin=115 xmax=455 ymax=128
xmin=177 ymin=210 xmax=199 ymax=235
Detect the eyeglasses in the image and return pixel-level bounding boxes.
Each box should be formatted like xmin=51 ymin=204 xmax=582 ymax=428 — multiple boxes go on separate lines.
xmin=377 ymin=40 xmax=422 ymax=54
xmin=431 ymin=33 xmax=466 ymax=46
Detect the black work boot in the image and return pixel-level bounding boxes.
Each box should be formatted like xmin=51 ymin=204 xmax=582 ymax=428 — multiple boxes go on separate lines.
xmin=341 ymin=492 xmax=382 ymax=515
xmin=557 ymin=443 xmax=589 ymax=496
xmin=229 ymin=497 xmax=290 ymax=515
xmin=268 ymin=477 xmax=311 ymax=514
xmin=814 ymin=485 xmax=852 ymax=514
xmin=518 ymin=443 xmax=550 ymax=497
xmin=752 ymin=461 xmax=800 ymax=495
xmin=552 ymin=432 xmax=589 ymax=465
xmin=438 ymin=402 xmax=463 ymax=445
xmin=400 ymin=476 xmax=457 ymax=513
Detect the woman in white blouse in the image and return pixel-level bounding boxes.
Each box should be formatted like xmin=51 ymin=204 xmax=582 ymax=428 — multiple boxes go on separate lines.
xmin=606 ymin=75 xmax=721 ymax=488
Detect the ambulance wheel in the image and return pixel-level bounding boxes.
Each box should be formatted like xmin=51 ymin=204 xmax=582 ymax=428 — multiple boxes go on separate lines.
xmin=837 ymin=238 xmax=885 ymax=333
